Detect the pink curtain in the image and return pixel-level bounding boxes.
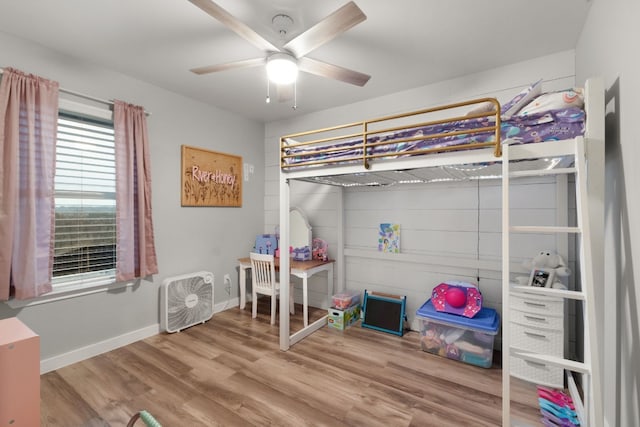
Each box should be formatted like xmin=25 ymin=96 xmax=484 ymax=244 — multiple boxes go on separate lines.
xmin=113 ymin=100 xmax=158 ymax=281
xmin=0 ymin=68 xmax=59 ymax=300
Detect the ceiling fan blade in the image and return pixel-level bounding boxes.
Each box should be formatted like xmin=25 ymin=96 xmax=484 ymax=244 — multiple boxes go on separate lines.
xmin=298 ymin=57 xmax=370 ymax=87
xmin=189 ymin=0 xmax=279 ymax=52
xmin=284 ymin=1 xmax=366 ymax=58
xmin=190 ymin=57 xmax=265 ymax=75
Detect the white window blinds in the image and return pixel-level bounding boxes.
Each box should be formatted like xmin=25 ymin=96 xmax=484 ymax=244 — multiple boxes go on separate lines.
xmin=53 ymin=112 xmax=116 ymax=284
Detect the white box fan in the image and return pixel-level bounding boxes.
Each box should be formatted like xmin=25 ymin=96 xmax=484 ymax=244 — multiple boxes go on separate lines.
xmin=161 ymin=271 xmax=214 ymax=333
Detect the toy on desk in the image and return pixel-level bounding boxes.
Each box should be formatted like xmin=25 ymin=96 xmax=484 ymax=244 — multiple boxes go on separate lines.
xmin=431 ymin=281 xmax=482 ymax=318
xmin=515 ymin=250 xmax=570 ymax=290
xmin=312 ymin=238 xmax=328 ymax=261
xmin=292 ymin=246 xmax=312 ymax=261
xmin=254 ymin=234 xmax=278 ymax=255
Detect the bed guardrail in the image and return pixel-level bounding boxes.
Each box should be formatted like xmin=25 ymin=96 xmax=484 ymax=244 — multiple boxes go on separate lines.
xmin=280 ymin=97 xmax=502 ymax=171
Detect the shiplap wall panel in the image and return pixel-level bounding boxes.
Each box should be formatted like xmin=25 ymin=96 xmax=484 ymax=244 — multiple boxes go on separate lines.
xmin=481 ymin=179 xmax=558 ymax=209
xmin=344 ymin=177 xmax=560 ymax=327
xmin=346 ymin=184 xmax=478 ymax=209
xmin=481 ymin=209 xmax=558 ymax=232
xmin=273 ymin=177 xmax=567 ymax=325
xmin=481 ymin=232 xmax=558 ymax=257
xmin=349 ymin=228 xmax=478 ymax=257
xmin=345 ymin=208 xmax=479 ymax=231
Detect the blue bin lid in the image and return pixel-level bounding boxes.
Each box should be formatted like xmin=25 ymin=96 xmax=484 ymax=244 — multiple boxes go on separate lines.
xmin=416 ymin=299 xmax=500 ymax=334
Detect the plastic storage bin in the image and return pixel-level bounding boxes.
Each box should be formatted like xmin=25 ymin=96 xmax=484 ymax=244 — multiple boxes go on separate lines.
xmin=416 ymin=299 xmax=500 ymax=368
xmin=331 ymin=290 xmax=361 ymax=310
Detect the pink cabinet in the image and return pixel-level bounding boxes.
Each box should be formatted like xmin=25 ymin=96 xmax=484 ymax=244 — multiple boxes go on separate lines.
xmin=0 ymin=317 xmax=40 ymax=426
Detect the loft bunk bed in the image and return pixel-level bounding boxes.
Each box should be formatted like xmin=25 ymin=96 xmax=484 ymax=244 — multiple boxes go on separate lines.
xmin=276 ymin=77 xmax=604 ymax=426
xmin=279 ymin=77 xmax=586 ymax=186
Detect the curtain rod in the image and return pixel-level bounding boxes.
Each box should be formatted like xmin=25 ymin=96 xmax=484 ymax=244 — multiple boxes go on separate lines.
xmin=0 ymin=68 xmax=151 ymax=116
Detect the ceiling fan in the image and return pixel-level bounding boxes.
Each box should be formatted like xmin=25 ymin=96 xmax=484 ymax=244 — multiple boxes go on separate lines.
xmin=188 ymin=0 xmax=371 ymax=104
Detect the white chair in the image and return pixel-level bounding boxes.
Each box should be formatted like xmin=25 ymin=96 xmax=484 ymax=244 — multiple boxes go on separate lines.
xmin=249 ymin=252 xmax=294 ymax=325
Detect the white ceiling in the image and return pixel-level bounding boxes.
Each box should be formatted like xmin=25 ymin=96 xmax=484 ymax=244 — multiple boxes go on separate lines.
xmin=0 ymin=0 xmax=590 ymax=123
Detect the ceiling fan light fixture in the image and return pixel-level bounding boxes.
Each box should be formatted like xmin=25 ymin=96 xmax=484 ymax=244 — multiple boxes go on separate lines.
xmin=266 ymin=53 xmax=298 ymax=85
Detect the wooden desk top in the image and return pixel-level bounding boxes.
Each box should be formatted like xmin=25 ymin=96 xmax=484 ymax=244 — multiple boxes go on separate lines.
xmin=238 ymin=257 xmax=334 ymax=271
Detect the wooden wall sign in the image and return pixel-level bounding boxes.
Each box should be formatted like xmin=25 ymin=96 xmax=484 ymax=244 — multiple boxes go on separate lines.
xmin=181 ymin=145 xmax=242 ymax=207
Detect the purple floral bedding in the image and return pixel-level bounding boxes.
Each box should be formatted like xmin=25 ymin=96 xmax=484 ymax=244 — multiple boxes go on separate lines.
xmin=282 ymin=107 xmax=585 ymax=168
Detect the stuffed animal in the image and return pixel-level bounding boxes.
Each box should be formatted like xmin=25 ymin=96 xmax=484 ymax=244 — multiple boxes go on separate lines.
xmin=515 ymin=250 xmax=570 ymax=289
xmin=312 ymin=238 xmax=328 ymax=261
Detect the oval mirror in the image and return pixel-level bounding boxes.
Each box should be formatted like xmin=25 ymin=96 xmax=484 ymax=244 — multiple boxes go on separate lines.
xmin=290 ymin=207 xmax=312 ymax=250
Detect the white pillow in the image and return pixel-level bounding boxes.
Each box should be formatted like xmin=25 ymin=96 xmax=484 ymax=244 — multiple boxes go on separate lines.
xmin=465 ymin=101 xmax=496 ymax=116
xmin=516 ymin=88 xmax=584 ymax=116
xmin=501 ymin=79 xmax=543 ymax=119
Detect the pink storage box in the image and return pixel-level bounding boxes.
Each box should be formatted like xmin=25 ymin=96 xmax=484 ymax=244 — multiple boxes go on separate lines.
xmin=332 ymin=290 xmax=361 ymax=310
xmin=0 ymin=318 xmax=40 ymax=426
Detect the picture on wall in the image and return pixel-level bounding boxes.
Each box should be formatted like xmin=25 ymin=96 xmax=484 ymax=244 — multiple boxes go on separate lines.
xmin=378 ymin=223 xmax=400 ymax=253
xmin=181 ymin=145 xmax=242 ymax=207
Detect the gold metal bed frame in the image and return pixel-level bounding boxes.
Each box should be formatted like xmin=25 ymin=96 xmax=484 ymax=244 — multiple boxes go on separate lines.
xmin=280 ymin=97 xmax=502 ymax=171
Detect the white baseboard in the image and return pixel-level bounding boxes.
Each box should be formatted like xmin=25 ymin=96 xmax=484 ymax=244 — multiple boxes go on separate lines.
xmin=40 ymin=297 xmax=240 ymax=374
xmin=40 ymin=324 xmax=161 ymax=374
xmin=214 ymin=297 xmax=239 ymax=313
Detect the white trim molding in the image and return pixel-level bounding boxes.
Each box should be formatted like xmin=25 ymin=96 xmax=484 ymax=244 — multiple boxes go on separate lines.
xmin=39 ymin=298 xmax=240 ymax=373
xmin=40 ymin=324 xmax=161 ymax=374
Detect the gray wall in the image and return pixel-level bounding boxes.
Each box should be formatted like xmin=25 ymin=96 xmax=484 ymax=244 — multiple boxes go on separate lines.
xmin=0 ymin=31 xmax=265 ymax=364
xmin=576 ymin=0 xmax=640 ymax=425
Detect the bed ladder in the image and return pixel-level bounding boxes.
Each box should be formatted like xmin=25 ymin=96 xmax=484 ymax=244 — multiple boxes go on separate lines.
xmin=501 ymin=136 xmax=603 ymax=427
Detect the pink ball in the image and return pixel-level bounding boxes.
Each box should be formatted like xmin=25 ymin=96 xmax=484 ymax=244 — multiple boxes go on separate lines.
xmin=445 ymin=287 xmax=466 ymax=308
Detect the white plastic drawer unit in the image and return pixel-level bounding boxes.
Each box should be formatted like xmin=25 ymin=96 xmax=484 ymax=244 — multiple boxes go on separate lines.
xmin=510 ymin=322 xmax=564 ymax=355
xmin=509 ymin=290 xmax=565 ymax=388
xmin=510 ymin=308 xmax=563 ymax=331
xmin=510 ymin=356 xmax=564 ymax=388
xmin=510 ymin=292 xmax=564 ymax=316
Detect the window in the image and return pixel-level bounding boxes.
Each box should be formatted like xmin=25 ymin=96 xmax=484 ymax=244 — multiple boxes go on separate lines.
xmin=52 ymin=111 xmax=116 ymax=288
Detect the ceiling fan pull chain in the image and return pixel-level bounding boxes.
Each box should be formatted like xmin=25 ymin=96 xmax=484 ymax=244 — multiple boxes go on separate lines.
xmin=266 ymin=79 xmax=271 ymax=104
xmin=292 ymin=81 xmax=297 ymax=110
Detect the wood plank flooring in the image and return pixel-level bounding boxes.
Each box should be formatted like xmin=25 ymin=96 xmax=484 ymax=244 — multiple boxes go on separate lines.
xmin=40 ymin=298 xmax=541 ymax=426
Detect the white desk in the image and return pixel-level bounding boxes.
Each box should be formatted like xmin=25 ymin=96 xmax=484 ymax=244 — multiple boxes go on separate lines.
xmin=238 ymin=257 xmax=334 ymax=327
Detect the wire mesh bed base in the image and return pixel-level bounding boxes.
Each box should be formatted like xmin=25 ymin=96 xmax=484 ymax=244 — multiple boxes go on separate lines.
xmin=294 ymin=155 xmax=573 ymax=187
